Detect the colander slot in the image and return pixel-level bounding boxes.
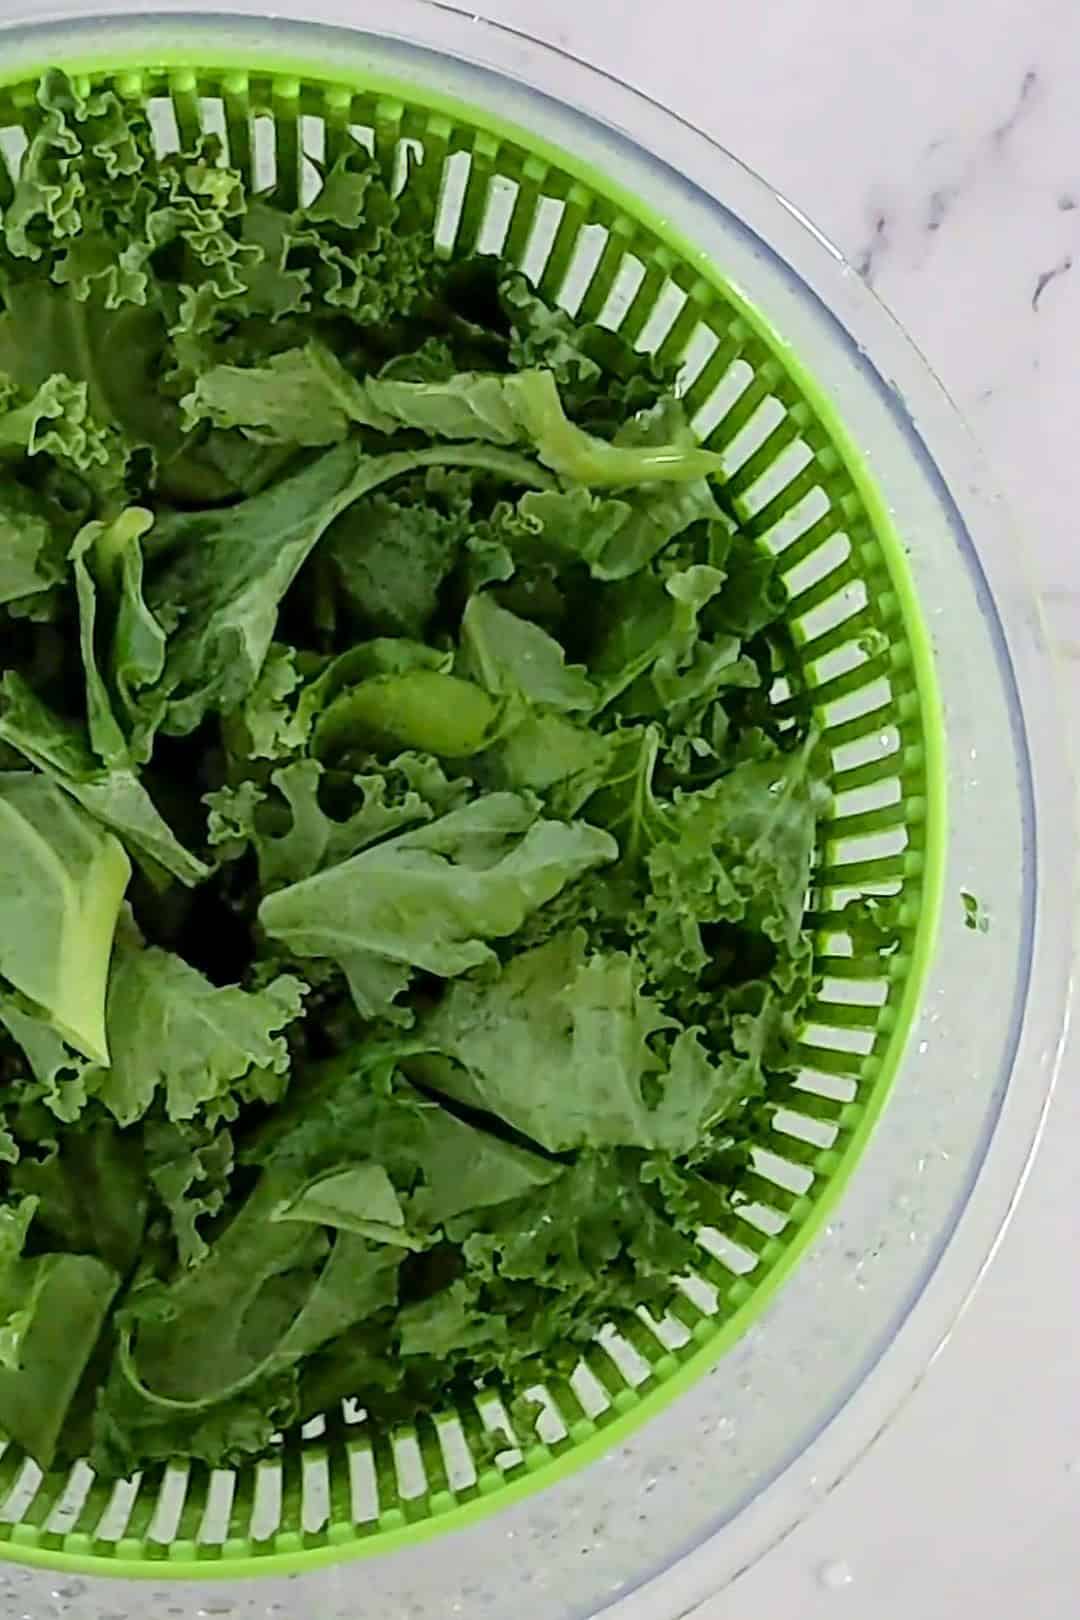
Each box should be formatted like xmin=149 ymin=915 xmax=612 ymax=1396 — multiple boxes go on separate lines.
xmin=433 ymin=1413 xmax=478 ymax=1492
xmin=818 ymin=970 xmax=890 ymax=1007
xmin=347 ymin=121 xmax=376 ymax=156
xmin=756 ymin=486 xmax=833 ymax=557
xmin=197 ymin=1468 xmax=236 ymax=1545
xmin=346 ymin=1435 xmax=379 ymax=1524
xmin=91 ymin=1474 xmax=140 ymax=1542
xmin=699 ymin=1227 xmax=758 ymax=1276
xmin=636 ymin=1304 xmax=692 ymax=1352
xmin=518 ymin=193 xmax=565 ymax=286
xmin=476 ymin=1390 xmax=518 ymax=1450
xmin=822 ymin=673 xmax=893 ymax=730
xmin=394 ymin=136 xmax=425 ymax=200
xmin=806 ymin=642 xmax=884 ymax=702
xmin=433 ymin=148 xmax=471 ymax=256
xmin=0 ymin=1457 xmax=41 ymax=1526
xmin=556 ymin=219 xmax=609 ymax=315
xmin=634 ymin=278 xmax=686 ymax=358
xmin=717 ymin=396 xmax=787 ymax=488
xmin=782 ymin=529 xmax=851 ymax=600
xmin=690 ymin=356 xmax=754 ymax=443
xmin=43 ymin=1460 xmax=94 ymax=1537
xmin=295 ymin=1449 xmax=329 ymax=1534
xmin=677 ymin=321 xmax=721 ymax=397
xmin=801 ymin=1018 xmax=877 ymax=1057
xmin=795 ymin=579 xmax=868 ymax=647
xmin=147 ymin=95 xmax=181 ymax=159
xmin=732 ymin=1200 xmax=788 ymax=1238
xmin=793 ymin=1072 xmax=859 ymax=1114
xmin=146 ymin=1463 xmax=189 ymax=1546
xmin=251 ymin=113 xmax=276 ymax=194
xmin=249 ymin=1456 xmax=283 ymax=1542
xmin=772 ymin=1107 xmax=839 ymax=1152
xmin=475 ymin=172 xmax=518 ymax=258
xmin=751 ymin=1146 xmax=814 ymax=1196
xmin=597 ymin=252 xmax=646 ymax=330
xmin=199 ymin=94 xmax=227 ymax=148
xmin=674 ymin=1270 xmax=720 ymax=1319
xmin=392 ymin=1429 xmax=427 ymax=1503
xmin=830 ymin=723 xmax=902 ymax=776
xmin=596 ymin=1323 xmax=653 ymax=1390
xmin=568 ymin=1360 xmax=613 ymax=1420
xmin=733 ymin=433 xmax=814 ymax=517
xmin=299 ymin=113 xmax=325 ymax=207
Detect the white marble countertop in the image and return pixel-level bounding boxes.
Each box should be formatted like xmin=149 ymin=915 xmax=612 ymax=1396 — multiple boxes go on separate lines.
xmin=472 ymin=2 xmax=1080 ymax=1617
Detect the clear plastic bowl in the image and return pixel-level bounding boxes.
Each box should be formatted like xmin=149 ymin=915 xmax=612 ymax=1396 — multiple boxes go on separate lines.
xmin=0 ymin=5 xmax=1072 ymax=1619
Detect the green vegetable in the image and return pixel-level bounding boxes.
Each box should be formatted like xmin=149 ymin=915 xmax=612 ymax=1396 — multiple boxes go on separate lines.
xmin=313 ymin=670 xmax=502 ymax=760
xmin=0 ymin=773 xmax=129 ymax=1061
xmin=0 ymin=70 xmax=854 ymax=1484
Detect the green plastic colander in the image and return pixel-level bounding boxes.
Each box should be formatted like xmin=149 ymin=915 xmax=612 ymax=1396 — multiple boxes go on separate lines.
xmin=0 ymin=8 xmax=949 ymax=1588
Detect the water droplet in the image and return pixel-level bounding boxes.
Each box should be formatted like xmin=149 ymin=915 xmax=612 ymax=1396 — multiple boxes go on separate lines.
xmin=1065 ymin=1458 xmax=1080 ymax=1476
xmin=917 ymin=1040 xmax=929 ymax=1055
xmin=642 ymin=1475 xmax=658 ymax=1494
xmin=51 ymin=1581 xmax=86 ymax=1600
xmin=817 ymin=1558 xmax=854 ymax=1590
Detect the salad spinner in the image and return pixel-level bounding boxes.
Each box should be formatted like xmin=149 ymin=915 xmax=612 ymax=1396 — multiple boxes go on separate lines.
xmin=0 ymin=4 xmax=1071 ymax=1619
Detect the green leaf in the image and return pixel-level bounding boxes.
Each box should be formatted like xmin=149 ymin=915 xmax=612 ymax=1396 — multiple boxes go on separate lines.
xmin=0 ymin=998 xmax=92 ymax=1122
xmin=644 ymin=736 xmax=828 ymax=972
xmin=147 ymin=441 xmax=556 ymax=735
xmin=92 ymin=935 xmax=307 ymax=1126
xmin=581 ymin=724 xmax=667 ymax=865
xmin=180 ymin=343 xmax=371 ymax=445
xmin=325 ymin=490 xmax=468 ymax=640
xmin=0 ymin=1197 xmax=41 ymax=1368
xmin=224 ymin=757 xmax=439 ymax=891
xmin=460 ymin=592 xmax=597 ymax=712
xmin=143 ymin=1119 xmax=233 ymax=1269
xmin=0 ymin=772 xmax=130 ymax=1062
xmin=259 ymin=792 xmax=617 ymax=986
xmin=0 ymin=1252 xmax=119 ymax=1470
xmin=0 ymin=479 xmax=67 ymax=606
xmin=271 ymin=1164 xmax=423 ymax=1249
xmin=0 ymin=673 xmax=209 ymax=887
xmin=11 ymin=1116 xmax=148 ymax=1274
xmin=417 ymin=929 xmax=733 ymax=1152
xmin=398 ymin=1279 xmax=505 ymax=1358
xmin=313 ymin=671 xmax=503 ymax=762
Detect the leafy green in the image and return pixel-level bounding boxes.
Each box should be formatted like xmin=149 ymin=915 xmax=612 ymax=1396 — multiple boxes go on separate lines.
xmin=182 ymin=346 xmax=724 ymax=488
xmin=0 ymin=69 xmax=853 ymax=1485
xmin=91 ymin=930 xmax=307 ymax=1126
xmin=0 ymin=673 xmax=208 ymax=886
xmin=0 ymin=772 xmax=130 ymax=1061
xmin=260 ymin=793 xmax=617 ymax=1003
xmin=461 ymin=592 xmax=597 ymax=712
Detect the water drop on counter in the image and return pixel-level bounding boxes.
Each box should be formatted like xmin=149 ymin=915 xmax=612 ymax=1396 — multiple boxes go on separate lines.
xmin=817 ymin=1558 xmax=854 ymax=1590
